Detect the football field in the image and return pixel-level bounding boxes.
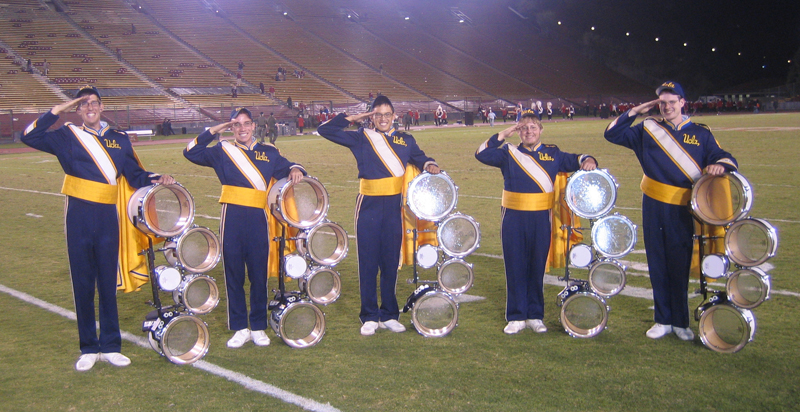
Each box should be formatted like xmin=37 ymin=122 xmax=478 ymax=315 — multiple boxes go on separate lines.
xmin=1 ymin=113 xmax=798 ymax=411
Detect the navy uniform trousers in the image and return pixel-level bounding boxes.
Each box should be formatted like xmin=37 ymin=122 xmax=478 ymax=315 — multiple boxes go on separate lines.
xmin=354 ymin=193 xmax=403 ymax=323
xmin=219 ymin=203 xmax=270 ymax=331
xmin=501 ymin=208 xmax=551 ymax=321
xmin=66 ymin=198 xmax=122 ymax=354
xmin=642 ymin=195 xmax=694 ymax=328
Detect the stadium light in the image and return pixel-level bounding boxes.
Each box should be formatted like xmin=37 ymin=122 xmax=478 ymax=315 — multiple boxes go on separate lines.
xmin=626 ymin=32 xmax=630 ymax=36
xmin=591 ymin=26 xmax=595 ymax=30
xmin=683 ymin=43 xmax=688 ymax=47
xmin=557 ymin=21 xmax=561 ymax=25
xmin=712 ymin=47 xmax=716 ymax=52
xmin=655 ymin=37 xmax=659 ymax=41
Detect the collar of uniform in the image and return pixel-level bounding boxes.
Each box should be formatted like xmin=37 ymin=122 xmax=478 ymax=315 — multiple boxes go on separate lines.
xmin=663 ymin=115 xmax=692 ymax=131
xmin=233 ymin=139 xmax=256 ymax=151
xmin=81 ymin=123 xmax=110 ymax=137
xmin=518 ymin=141 xmax=542 ymax=152
xmin=379 ymin=127 xmax=396 ymax=137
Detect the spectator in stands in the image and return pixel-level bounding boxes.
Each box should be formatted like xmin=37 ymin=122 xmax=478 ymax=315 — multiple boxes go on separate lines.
xmin=237 ymin=60 xmax=245 ymax=76
xmin=269 ymin=85 xmax=275 ymax=98
xmin=43 ymin=59 xmax=50 ymax=76
xmin=22 ymin=85 xmax=175 ymax=371
xmin=116 ymin=48 xmax=122 ymax=61
xmin=25 ymin=59 xmax=32 ymax=72
xmin=267 ymin=112 xmax=278 ymax=144
xmin=231 ymin=86 xmax=237 ymax=98
xmin=255 ymin=112 xmax=267 ymax=143
xmin=130 ymin=23 xmax=136 ymax=34
xmin=475 ymin=110 xmax=597 ymax=335
xmin=259 ymin=82 xmax=265 ymax=94
xmin=184 ymin=107 xmax=305 ymax=349
xmin=317 ymin=95 xmax=441 ymax=336
xmin=162 ymin=118 xmax=175 ymax=136
xmin=287 ymin=96 xmax=293 ymax=109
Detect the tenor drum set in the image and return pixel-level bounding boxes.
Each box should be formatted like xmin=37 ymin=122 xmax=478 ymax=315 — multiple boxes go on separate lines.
xmin=691 ymin=172 xmax=778 ymax=353
xmin=402 ymin=172 xmax=480 ymax=338
xmin=558 ymin=169 xmax=636 ymax=338
xmin=267 ymin=176 xmax=347 ymax=348
xmin=129 ymin=183 xmax=219 ymax=365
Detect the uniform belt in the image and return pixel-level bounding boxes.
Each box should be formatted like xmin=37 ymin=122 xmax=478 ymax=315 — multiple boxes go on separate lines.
xmin=640 ymin=175 xmax=691 ymax=205
xmin=219 ymin=185 xmax=268 ymax=209
xmin=359 ymin=176 xmax=403 ymax=196
xmin=61 ymin=174 xmax=117 ymax=204
xmin=501 ymin=190 xmax=554 ymax=211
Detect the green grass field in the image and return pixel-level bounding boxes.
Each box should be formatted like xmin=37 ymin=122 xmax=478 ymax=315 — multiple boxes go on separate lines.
xmin=1 ymin=113 xmax=798 ymax=411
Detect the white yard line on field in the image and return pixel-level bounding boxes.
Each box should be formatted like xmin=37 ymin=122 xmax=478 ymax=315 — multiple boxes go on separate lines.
xmin=0 ymin=283 xmax=342 ymax=412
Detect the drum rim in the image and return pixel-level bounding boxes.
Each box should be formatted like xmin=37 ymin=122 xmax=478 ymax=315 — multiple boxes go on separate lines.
xmin=303 ymin=221 xmax=349 ymax=266
xmin=416 ymin=244 xmax=440 ymax=269
xmin=302 ymin=267 xmax=342 ymax=305
xmin=436 ymin=258 xmax=474 ymax=295
xmin=726 ymin=268 xmax=771 ymax=309
xmin=410 ymin=290 xmax=459 ymax=337
xmin=154 ymin=265 xmax=182 ymax=292
xmin=690 ymin=171 xmax=753 ymax=226
xmin=273 ymin=301 xmax=326 ymax=348
xmin=129 ymin=183 xmax=195 ymax=238
xmin=171 ymin=226 xmax=221 ymax=274
xmin=559 ymin=291 xmax=609 ymax=338
xmin=591 ymin=214 xmax=637 ymax=258
xmin=436 ymin=212 xmax=481 ymax=258
xmin=271 ymin=176 xmax=330 ymax=229
xmin=724 ymin=217 xmax=778 ymax=267
xmin=569 ymin=243 xmax=594 ymax=268
xmin=698 ymin=302 xmax=755 ymax=353
xmin=160 ymin=315 xmax=210 ymax=365
xmin=173 ymin=274 xmax=220 ymax=315
xmin=406 ymin=171 xmax=459 ymax=222
xmin=587 ymin=259 xmax=626 ymax=297
xmin=565 ymin=169 xmax=618 ymax=219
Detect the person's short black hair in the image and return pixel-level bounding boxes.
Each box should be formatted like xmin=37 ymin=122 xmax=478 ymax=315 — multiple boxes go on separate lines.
xmin=372 ymin=95 xmax=394 ymax=113
xmin=76 ymin=85 xmax=101 ymax=100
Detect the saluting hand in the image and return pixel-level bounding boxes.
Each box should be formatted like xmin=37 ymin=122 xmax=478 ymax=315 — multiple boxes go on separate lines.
xmin=209 ymin=121 xmax=234 ymax=135
xmin=497 ymin=123 xmax=519 ymax=142
xmin=52 ymin=96 xmax=90 ymax=116
xmin=631 ymin=99 xmax=659 ymax=116
xmin=345 ymin=111 xmax=374 ymax=124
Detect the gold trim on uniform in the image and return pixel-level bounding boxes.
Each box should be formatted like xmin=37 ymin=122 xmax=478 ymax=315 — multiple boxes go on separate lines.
xmin=359 ymin=176 xmax=404 ymax=196
xmin=640 ymin=175 xmax=691 ymax=206
xmin=219 ymin=185 xmax=268 ymax=209
xmin=501 ymin=190 xmax=554 ymax=211
xmin=61 ymin=174 xmax=118 ymax=204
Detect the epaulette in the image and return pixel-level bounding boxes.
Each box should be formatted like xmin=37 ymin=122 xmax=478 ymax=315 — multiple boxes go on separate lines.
xmin=544 ymin=143 xmax=558 ymax=148
xmin=694 ymin=123 xmax=711 ymax=131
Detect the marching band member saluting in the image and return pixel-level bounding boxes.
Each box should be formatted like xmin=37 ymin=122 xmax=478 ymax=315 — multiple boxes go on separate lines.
xmin=476 ymin=111 xmax=597 ymax=335
xmin=604 ymin=82 xmax=738 ymax=341
xmin=22 ymin=86 xmax=175 ymax=371
xmin=317 ymin=96 xmax=440 ymax=336
xmin=184 ymin=107 xmax=305 ymax=348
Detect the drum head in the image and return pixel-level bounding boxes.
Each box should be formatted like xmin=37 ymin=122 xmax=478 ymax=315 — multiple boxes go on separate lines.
xmin=159 ymin=315 xmax=210 ymax=365
xmin=560 ymin=292 xmax=609 ymax=338
xmin=591 ymin=214 xmax=636 ymax=258
xmin=437 ymin=213 xmax=480 ymax=258
xmin=155 ymin=265 xmax=182 ymax=292
xmin=173 ymin=275 xmax=220 ymax=315
xmin=416 ymin=244 xmax=439 ymax=269
xmin=128 ymin=184 xmax=195 ymax=238
xmin=270 ymin=301 xmax=326 ymax=348
xmin=727 ymin=268 xmax=770 ymax=309
xmin=565 ymin=169 xmax=618 ymax=219
xmin=698 ymin=303 xmax=755 ymax=353
xmin=588 ymin=260 xmax=626 ymax=298
xmin=569 ymin=244 xmax=593 ymax=268
xmin=701 ymin=254 xmax=730 ymax=279
xmin=166 ymin=226 xmax=221 ymax=273
xmin=301 ymin=268 xmax=341 ymax=305
xmin=691 ymin=172 xmax=753 ymax=226
xmin=437 ymin=258 xmax=474 ymax=295
xmin=406 ymin=172 xmax=458 ymax=222
xmin=269 ymin=177 xmax=330 ymax=229
xmin=284 ymin=254 xmax=309 ymax=279
xmin=725 ymin=218 xmax=778 ymax=267
xmin=411 ymin=290 xmax=458 ymax=337
xmin=302 ymin=222 xmax=349 ymax=266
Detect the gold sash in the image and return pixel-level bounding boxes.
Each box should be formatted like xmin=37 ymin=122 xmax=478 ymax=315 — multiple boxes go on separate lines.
xmin=640 ymin=175 xmax=691 ymax=206
xmin=219 ymin=185 xmax=268 ymax=209
xmin=61 ymin=175 xmax=117 ymax=204
xmin=501 ymin=190 xmax=554 ymax=211
xmin=360 ymin=176 xmax=404 ymax=196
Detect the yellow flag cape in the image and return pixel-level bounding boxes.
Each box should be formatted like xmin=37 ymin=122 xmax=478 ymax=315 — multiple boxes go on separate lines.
xmin=400 ymin=165 xmax=439 ymax=267
xmin=547 ymin=172 xmax=584 ymax=271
